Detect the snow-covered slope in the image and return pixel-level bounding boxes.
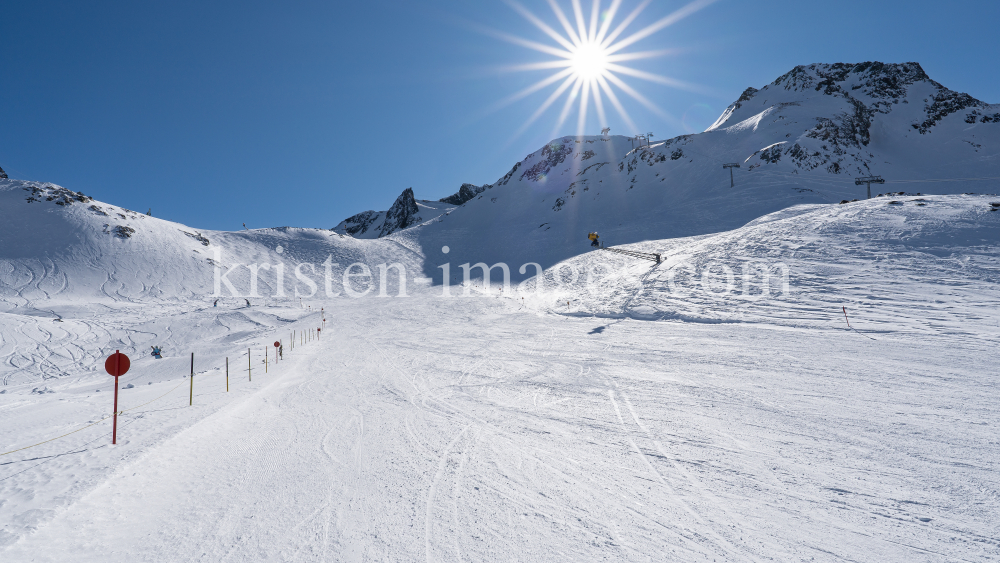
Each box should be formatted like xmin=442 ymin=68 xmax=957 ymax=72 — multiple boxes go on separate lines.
xmin=529 ymin=193 xmax=1000 ymax=340
xmin=0 ymin=178 xmax=424 ymax=386
xmin=0 ymin=179 xmax=422 ymax=304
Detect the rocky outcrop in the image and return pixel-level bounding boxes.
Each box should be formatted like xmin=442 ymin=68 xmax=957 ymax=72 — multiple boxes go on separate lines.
xmin=521 ymin=140 xmax=573 ymax=182
xmin=334 ymin=187 xmax=449 ymax=239
xmin=0 ymin=165 xmax=7 ymax=179
xmin=339 ymin=210 xmax=381 ymax=237
xmin=22 ymin=185 xmax=93 ymax=206
xmin=439 ymin=183 xmax=487 ymax=206
xmin=377 ymin=188 xmax=421 ymax=238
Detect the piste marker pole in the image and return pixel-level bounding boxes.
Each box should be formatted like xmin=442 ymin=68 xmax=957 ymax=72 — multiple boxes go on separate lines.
xmin=189 ymin=352 xmax=194 ymax=406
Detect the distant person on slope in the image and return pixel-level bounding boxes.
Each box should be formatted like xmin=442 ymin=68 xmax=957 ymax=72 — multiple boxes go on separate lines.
xmin=151 ymin=346 xmax=162 ymax=359
xmin=245 ymin=298 xmax=251 ymax=307
xmin=214 ymin=299 xmax=218 ymax=307
xmin=588 ymin=232 xmax=600 ymax=248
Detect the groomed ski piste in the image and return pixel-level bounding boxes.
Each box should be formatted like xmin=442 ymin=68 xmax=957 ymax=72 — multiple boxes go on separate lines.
xmin=3 ymin=62 xmax=1000 ymax=561
xmin=3 ymin=182 xmax=998 ymax=562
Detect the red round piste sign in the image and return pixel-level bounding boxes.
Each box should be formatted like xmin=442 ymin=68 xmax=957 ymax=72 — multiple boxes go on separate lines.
xmin=273 ymin=341 xmax=280 ymax=348
xmin=105 ymin=351 xmax=130 ymax=377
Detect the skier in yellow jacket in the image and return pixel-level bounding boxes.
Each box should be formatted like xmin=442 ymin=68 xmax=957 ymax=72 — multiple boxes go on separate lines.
xmin=588 ymin=232 xmax=600 ymax=248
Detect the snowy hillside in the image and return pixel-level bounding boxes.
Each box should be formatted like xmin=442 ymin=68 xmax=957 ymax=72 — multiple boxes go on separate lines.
xmin=530 ymin=193 xmax=1000 ymax=335
xmin=0 ymin=178 xmax=422 ymax=386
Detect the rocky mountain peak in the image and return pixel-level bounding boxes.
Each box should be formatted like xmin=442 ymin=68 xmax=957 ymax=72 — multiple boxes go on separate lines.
xmin=377 ymin=187 xmax=420 ymax=238
xmin=773 ymin=62 xmax=929 ymax=97
xmin=713 ymin=61 xmax=994 ymax=140
xmin=0 ymin=165 xmax=7 ymax=179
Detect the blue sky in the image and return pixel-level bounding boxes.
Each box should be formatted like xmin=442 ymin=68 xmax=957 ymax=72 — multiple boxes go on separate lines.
xmin=1 ymin=0 xmax=997 ymax=230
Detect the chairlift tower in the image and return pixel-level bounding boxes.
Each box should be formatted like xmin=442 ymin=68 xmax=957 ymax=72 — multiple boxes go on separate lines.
xmin=855 ymin=175 xmax=885 ymax=199
xmin=722 ymin=163 xmax=741 ymax=188
xmin=647 ymin=132 xmax=655 ymax=146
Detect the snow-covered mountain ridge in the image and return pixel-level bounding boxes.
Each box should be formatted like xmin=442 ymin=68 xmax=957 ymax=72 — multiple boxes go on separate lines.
xmin=708 ymin=61 xmax=999 ymax=172
xmin=342 ymin=62 xmax=998 ymax=262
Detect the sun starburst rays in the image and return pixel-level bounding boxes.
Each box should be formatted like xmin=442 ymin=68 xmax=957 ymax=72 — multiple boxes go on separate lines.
xmin=496 ymin=0 xmax=716 ymax=138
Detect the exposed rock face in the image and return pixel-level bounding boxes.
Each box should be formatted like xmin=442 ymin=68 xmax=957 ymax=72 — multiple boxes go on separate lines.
xmin=22 ymin=185 xmax=93 ymax=206
xmin=339 ymin=210 xmax=381 ymax=237
xmin=333 ymin=188 xmax=429 ymax=239
xmin=112 ymin=225 xmax=135 ymax=239
xmin=378 ymin=188 xmax=420 ymax=237
xmin=0 ymin=165 xmax=7 ymax=179
xmin=521 ymin=140 xmax=574 ymax=182
xmin=439 ymin=183 xmax=487 ymax=206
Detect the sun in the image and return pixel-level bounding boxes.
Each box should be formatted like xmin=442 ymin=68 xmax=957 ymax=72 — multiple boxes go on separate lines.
xmin=570 ymin=42 xmax=608 ymax=80
xmin=486 ymin=0 xmax=717 ymax=140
